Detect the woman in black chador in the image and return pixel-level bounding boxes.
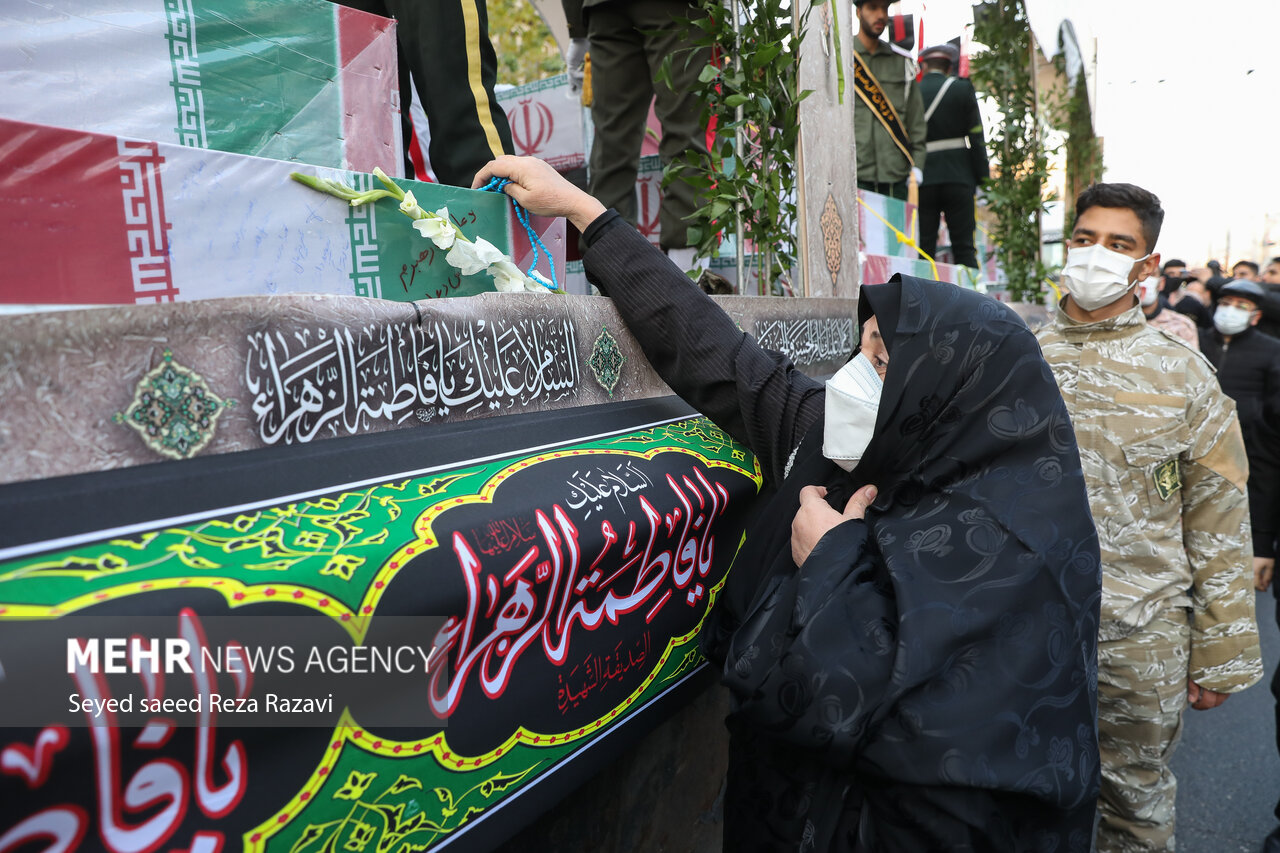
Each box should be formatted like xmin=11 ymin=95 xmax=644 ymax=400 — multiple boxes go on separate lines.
xmin=704 ymin=278 xmax=1102 ymax=852
xmin=475 ymin=156 xmax=1103 ymax=853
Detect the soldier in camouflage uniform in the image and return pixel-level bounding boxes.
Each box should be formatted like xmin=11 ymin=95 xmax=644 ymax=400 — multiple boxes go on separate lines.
xmin=1036 ymin=183 xmax=1263 ymax=853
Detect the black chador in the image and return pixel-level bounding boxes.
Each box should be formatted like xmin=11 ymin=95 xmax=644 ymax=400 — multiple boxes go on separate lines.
xmin=582 ymin=215 xmax=1102 ymax=852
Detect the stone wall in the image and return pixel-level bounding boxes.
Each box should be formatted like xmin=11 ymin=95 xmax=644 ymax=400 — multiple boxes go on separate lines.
xmin=0 ymin=293 xmax=856 ymax=484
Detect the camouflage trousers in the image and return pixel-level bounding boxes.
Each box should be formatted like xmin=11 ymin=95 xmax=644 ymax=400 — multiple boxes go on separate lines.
xmin=1096 ymin=609 xmax=1191 ymax=853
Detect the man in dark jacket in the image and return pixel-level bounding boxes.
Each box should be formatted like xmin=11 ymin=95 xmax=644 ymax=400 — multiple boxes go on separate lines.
xmin=1198 ymin=278 xmax=1280 ymax=586
xmin=1208 ymin=282 xmax=1280 ymax=853
xmin=1262 ymin=258 xmax=1280 ymax=339
xmin=1171 ymin=270 xmax=1215 ymax=328
xmin=916 ymin=43 xmax=988 ymax=270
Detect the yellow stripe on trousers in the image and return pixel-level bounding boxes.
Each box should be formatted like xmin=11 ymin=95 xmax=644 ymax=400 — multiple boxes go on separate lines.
xmin=461 ymin=0 xmax=505 ymax=158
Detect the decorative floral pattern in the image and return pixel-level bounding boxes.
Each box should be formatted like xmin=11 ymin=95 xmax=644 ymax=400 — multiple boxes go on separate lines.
xmin=114 ymin=350 xmax=232 ymax=459
xmin=820 ymin=192 xmax=842 ymax=288
xmin=588 ymin=326 xmax=625 ymax=397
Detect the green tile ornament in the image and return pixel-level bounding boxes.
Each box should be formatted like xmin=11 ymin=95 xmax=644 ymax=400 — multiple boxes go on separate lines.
xmin=589 ymin=326 xmax=626 ymax=397
xmin=114 ymin=350 xmax=233 ymax=459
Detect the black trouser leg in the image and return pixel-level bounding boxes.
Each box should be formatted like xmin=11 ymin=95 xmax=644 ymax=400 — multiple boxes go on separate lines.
xmin=917 ymin=183 xmax=942 ymax=261
xmin=586 ymin=2 xmax=653 ymax=226
xmin=940 ymin=182 xmax=978 ymax=269
xmin=1273 ymin=591 xmax=1280 ymax=823
xmin=388 ymin=0 xmax=513 ymax=186
xmin=638 ymin=2 xmax=710 ymax=249
xmin=329 ymin=0 xmax=513 ymax=185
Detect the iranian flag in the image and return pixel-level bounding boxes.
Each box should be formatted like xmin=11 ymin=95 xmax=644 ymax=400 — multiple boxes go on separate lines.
xmin=0 ymin=118 xmax=519 ymax=307
xmin=0 ymin=0 xmax=401 ymax=174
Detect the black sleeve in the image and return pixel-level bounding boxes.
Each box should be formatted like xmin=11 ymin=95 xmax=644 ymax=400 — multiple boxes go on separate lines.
xmin=562 ymin=0 xmax=586 ymax=39
xmin=964 ymin=82 xmax=990 ymax=182
xmin=581 ymin=213 xmax=825 ymax=485
xmin=1262 ymin=340 xmax=1280 ymax=423
xmin=1197 ymin=328 xmax=1214 ymax=359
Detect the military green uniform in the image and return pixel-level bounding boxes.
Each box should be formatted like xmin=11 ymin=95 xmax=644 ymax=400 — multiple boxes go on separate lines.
xmin=917 ymin=69 xmax=988 ymax=268
xmin=563 ymin=0 xmax=586 ymax=38
xmin=333 ymin=0 xmax=513 ymax=186
xmin=1037 ymin=301 xmax=1264 ymax=853
xmin=853 ymin=37 xmax=926 ymax=199
xmin=579 ymin=0 xmax=709 ymax=250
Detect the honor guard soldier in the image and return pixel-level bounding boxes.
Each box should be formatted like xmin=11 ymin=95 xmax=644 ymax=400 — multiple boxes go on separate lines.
xmin=852 ymin=0 xmax=926 ymax=201
xmin=917 ymin=42 xmax=989 ymax=271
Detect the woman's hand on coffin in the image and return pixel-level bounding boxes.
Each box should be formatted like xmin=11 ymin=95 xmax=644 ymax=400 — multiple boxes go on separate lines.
xmin=790 ymin=483 xmax=878 ymax=567
xmin=472 ymin=156 xmax=607 ymax=232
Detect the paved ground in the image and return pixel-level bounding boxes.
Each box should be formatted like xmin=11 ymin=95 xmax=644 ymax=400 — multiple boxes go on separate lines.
xmin=1172 ymin=591 xmax=1280 ymax=852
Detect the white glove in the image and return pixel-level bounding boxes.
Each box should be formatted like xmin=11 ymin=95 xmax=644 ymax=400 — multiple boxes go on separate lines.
xmin=910 ymin=167 xmax=923 ymax=185
xmin=566 ymin=38 xmax=589 ymax=94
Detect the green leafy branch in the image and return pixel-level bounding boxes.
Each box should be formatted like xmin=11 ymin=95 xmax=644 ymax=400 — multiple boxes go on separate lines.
xmin=657 ymin=0 xmax=816 ymax=294
xmin=971 ymin=0 xmax=1057 ymax=302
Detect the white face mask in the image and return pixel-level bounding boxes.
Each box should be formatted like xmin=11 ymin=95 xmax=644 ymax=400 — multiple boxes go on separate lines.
xmin=1214 ymin=304 xmax=1254 ymax=336
xmin=1061 ymin=244 xmax=1151 ymax=311
xmin=824 ymin=352 xmax=883 ymax=472
xmin=1137 ymin=276 xmax=1161 ymax=307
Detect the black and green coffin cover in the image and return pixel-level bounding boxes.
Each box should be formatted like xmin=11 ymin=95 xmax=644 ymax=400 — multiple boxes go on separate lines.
xmin=0 ymin=398 xmax=762 ymax=852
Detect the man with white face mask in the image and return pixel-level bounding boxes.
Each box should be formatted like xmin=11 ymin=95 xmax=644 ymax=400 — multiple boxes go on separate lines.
xmin=1197 ymin=280 xmax=1280 ymax=588
xmin=1036 ymin=183 xmax=1263 ymax=853
xmin=1137 ymin=274 xmax=1199 ymax=349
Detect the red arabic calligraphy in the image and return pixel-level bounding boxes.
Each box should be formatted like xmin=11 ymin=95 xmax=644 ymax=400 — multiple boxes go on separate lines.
xmin=0 ymin=609 xmax=248 ymax=853
xmin=507 ymin=99 xmax=555 ymax=156
xmin=556 ymin=633 xmax=651 ymax=713
xmin=468 ymin=515 xmax=539 ymax=557
xmin=428 ymin=467 xmax=728 ymax=718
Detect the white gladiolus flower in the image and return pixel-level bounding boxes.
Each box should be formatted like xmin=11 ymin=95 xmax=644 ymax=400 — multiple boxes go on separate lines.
xmin=399 ymin=191 xmax=425 ymax=220
xmin=446 ymin=237 xmax=505 ymax=276
xmin=489 ymin=259 xmax=530 ymax=293
xmin=413 ymin=210 xmax=458 ymax=250
xmin=293 ymin=168 xmax=561 ymax=296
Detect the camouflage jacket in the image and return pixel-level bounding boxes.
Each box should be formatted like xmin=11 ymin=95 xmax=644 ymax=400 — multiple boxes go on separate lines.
xmin=1145 ymin=304 xmax=1200 ymax=351
xmin=853 ymin=38 xmax=927 ymax=184
xmin=1037 ymin=301 xmax=1262 ymax=693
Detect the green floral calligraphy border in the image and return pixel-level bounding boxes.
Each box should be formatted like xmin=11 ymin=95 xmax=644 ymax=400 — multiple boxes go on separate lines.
xmin=0 ymin=419 xmax=760 ymax=644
